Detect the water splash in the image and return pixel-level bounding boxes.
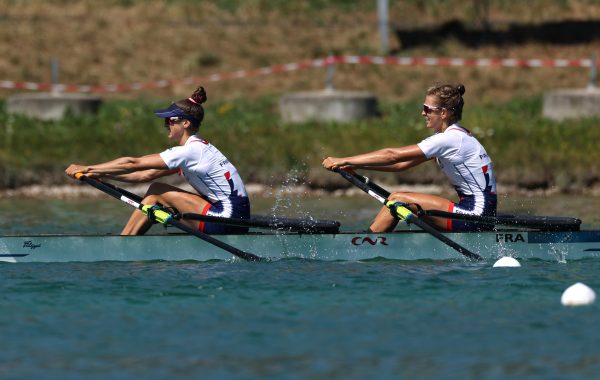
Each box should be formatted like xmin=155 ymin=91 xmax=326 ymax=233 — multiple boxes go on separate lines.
xmin=548 ymin=243 xmax=568 ymax=263
xmin=493 ymin=234 xmax=520 ymax=260
xmin=269 ymin=169 xmax=314 ymax=221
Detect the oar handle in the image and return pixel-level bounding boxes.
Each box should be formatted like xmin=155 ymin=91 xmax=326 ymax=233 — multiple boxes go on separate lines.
xmin=76 ymin=173 xmax=130 ymax=202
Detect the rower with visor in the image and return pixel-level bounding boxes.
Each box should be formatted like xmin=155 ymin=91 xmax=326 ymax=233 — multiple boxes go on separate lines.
xmin=65 ymin=86 xmax=250 ymax=235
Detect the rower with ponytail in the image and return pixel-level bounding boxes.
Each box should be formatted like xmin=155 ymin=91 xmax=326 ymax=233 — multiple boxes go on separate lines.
xmin=323 ymin=83 xmax=497 ymax=233
xmin=66 ymin=86 xmax=250 ymax=235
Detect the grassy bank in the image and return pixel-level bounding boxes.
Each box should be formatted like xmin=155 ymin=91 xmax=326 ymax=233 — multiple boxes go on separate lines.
xmin=1 ymin=95 xmax=598 ymax=193
xmin=2 ymin=1 xmax=600 ymax=105
xmin=3 ymin=0 xmax=600 ymax=194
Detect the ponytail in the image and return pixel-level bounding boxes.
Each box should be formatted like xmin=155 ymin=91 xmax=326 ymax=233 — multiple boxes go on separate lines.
xmin=174 ymin=86 xmax=208 ymax=131
xmin=426 ymin=84 xmax=465 ymax=124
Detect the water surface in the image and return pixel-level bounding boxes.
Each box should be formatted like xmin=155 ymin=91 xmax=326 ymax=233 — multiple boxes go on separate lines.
xmin=1 ymin=194 xmax=599 ymax=379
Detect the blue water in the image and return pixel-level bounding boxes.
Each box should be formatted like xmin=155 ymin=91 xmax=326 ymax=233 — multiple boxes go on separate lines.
xmin=2 ymin=197 xmax=600 ymax=379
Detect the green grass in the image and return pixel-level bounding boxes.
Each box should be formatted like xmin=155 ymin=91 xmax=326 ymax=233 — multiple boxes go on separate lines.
xmin=1 ymin=95 xmax=599 ymax=191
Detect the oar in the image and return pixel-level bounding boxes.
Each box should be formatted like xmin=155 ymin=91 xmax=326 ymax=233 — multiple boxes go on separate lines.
xmin=334 ymin=169 xmax=482 ymax=261
xmin=96 ymin=181 xmax=341 ymax=234
xmin=73 ymin=174 xmax=264 ymax=262
xmin=183 ymin=213 xmax=340 ymax=234
xmin=420 ymin=210 xmax=581 ymax=231
xmin=349 ymin=173 xmax=582 ymax=232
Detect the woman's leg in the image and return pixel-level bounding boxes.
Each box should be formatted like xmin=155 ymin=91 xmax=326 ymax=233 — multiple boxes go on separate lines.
xmin=121 ymin=182 xmax=211 ymax=235
xmin=368 ymin=192 xmax=453 ymax=233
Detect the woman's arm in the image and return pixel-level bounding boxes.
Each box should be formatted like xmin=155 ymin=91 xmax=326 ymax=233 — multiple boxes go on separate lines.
xmin=65 ymin=154 xmax=171 ymax=181
xmin=102 ymin=168 xmax=179 ymax=183
xmin=352 ymin=156 xmax=430 ymax=172
xmin=322 ymin=145 xmax=426 ymax=171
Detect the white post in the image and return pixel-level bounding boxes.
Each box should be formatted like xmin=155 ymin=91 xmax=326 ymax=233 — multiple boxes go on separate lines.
xmin=589 ymin=54 xmax=597 ymax=89
xmin=378 ymin=0 xmax=389 ymax=54
xmin=325 ymin=54 xmax=335 ymax=91
xmin=51 ymin=56 xmax=60 ymax=95
xmin=4 ymin=116 xmax=13 ymax=187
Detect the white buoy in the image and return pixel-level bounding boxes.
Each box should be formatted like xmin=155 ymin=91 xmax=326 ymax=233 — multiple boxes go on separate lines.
xmin=561 ymin=282 xmax=596 ymax=306
xmin=493 ymin=256 xmax=521 ymax=268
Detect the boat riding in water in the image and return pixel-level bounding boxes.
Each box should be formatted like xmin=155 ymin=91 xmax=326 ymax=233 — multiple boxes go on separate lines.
xmin=1 ymin=172 xmax=598 ymax=263
xmin=2 ymin=226 xmax=600 ymax=263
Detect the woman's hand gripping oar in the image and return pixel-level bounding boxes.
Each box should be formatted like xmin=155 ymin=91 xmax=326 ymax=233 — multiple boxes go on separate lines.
xmin=73 ymin=173 xmax=265 ymax=262
xmin=334 ymin=169 xmax=482 ymax=261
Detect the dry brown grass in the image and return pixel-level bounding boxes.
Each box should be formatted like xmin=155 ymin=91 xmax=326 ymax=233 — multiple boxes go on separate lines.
xmin=1 ymin=0 xmax=600 ymax=103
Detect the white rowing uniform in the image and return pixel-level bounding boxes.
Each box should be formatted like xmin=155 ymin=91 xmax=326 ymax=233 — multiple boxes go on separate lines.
xmin=417 ymin=123 xmax=497 ymax=218
xmin=159 ymin=134 xmax=248 ymax=206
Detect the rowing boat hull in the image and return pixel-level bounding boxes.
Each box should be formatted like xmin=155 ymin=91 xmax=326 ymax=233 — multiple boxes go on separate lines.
xmin=2 ymin=230 xmax=600 ymax=263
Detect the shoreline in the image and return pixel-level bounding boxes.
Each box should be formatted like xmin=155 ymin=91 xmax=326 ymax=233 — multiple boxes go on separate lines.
xmin=2 ymin=182 xmax=599 ymax=199
xmin=0 ymin=182 xmax=448 ymax=199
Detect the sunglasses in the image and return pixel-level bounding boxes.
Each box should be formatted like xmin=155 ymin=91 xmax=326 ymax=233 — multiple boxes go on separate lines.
xmin=422 ymin=104 xmax=444 ymax=114
xmin=164 ymin=117 xmax=184 ymax=127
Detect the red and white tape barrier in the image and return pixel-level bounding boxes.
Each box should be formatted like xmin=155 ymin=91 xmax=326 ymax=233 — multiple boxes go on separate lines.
xmin=1 ymin=55 xmax=597 ymax=94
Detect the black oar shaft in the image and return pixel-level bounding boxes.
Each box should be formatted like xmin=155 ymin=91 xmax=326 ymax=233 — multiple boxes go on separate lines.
xmin=167 ymin=218 xmax=261 ymax=262
xmin=76 ymin=175 xmax=263 ymax=262
xmin=405 ymin=215 xmax=481 ymax=260
xmin=183 ymin=213 xmax=340 ymax=234
xmin=352 ymin=173 xmax=581 ymax=231
xmin=423 ymin=209 xmax=581 ymax=231
xmin=100 ymin=182 xmax=341 ymax=234
xmin=104 ymin=182 xmax=144 ymax=203
xmin=335 ymin=169 xmax=482 ymax=261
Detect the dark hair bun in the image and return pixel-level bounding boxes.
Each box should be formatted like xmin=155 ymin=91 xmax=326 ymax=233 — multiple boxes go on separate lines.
xmin=456 ymin=84 xmax=466 ymax=96
xmin=191 ymin=86 xmax=207 ymax=104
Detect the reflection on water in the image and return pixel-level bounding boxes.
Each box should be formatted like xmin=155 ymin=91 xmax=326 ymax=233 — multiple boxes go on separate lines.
xmin=1 ymin=194 xmax=599 ymax=234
